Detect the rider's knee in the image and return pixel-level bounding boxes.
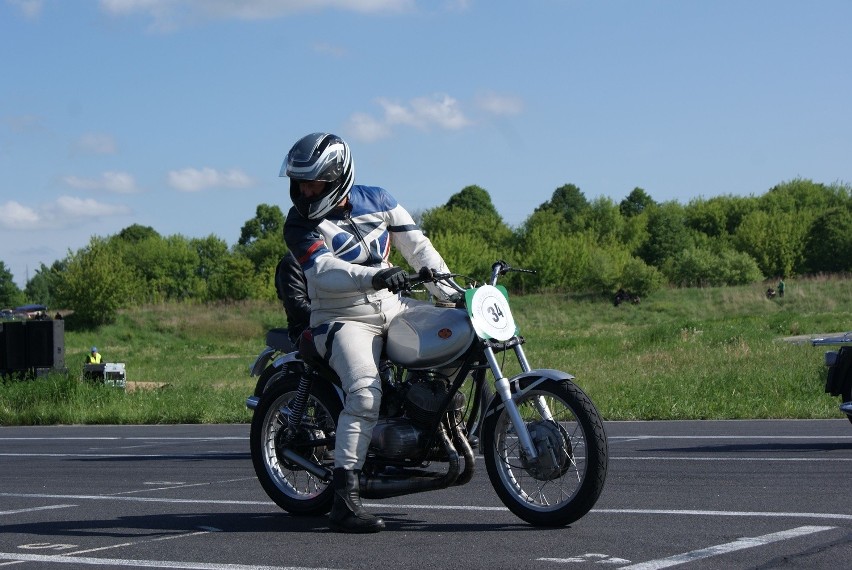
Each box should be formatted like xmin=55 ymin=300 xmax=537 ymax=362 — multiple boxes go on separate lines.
xmin=346 ymin=385 xmax=381 ymax=420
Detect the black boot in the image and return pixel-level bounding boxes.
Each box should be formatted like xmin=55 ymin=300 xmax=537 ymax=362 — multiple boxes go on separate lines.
xmin=329 ymin=468 xmax=385 ymax=533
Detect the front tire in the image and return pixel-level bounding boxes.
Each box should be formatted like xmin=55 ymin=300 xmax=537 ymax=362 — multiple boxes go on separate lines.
xmin=249 ymin=373 xmax=342 ymax=515
xmin=481 ymin=378 xmax=608 ymax=526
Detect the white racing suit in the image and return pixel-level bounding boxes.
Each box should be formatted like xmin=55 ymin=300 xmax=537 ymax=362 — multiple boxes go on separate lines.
xmin=284 ymin=185 xmax=454 ymax=470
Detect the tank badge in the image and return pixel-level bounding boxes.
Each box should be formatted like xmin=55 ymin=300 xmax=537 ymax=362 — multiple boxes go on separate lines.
xmin=438 ymin=328 xmax=453 ymax=339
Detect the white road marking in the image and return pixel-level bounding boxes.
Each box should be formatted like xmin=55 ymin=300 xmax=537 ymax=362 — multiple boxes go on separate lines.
xmin=3 ymin=492 xmax=852 ymax=522
xmin=0 ymin=505 xmax=76 ymax=516
xmin=0 ymin=552 xmax=340 ymax=570
xmin=618 ymin=525 xmax=836 ymax=569
xmin=0 ymin=437 xmax=245 ymax=441
xmin=608 ymin=435 xmax=852 ymax=440
xmin=0 ymin=453 xmax=246 ymax=459
xmin=614 ymin=456 xmax=852 ymax=462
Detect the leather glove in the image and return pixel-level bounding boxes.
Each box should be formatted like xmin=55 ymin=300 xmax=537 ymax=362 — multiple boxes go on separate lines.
xmin=372 ymin=267 xmax=409 ymax=293
xmin=418 ymin=267 xmax=435 ymax=282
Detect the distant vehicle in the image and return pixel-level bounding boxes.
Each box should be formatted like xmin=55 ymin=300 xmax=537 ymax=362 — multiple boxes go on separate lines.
xmin=0 ymin=308 xmax=15 ymax=320
xmin=13 ymin=304 xmax=47 ymax=320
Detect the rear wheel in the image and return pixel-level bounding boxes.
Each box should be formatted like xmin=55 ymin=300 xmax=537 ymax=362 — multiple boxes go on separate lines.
xmin=249 ymin=374 xmax=342 ymax=515
xmin=840 ymin=377 xmax=852 ymax=425
xmin=482 ymin=378 xmax=608 ymax=526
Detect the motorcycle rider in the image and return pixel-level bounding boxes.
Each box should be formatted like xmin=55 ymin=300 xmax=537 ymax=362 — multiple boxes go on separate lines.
xmin=274 ymin=251 xmax=310 ymax=345
xmin=281 ymin=132 xmax=454 ymax=533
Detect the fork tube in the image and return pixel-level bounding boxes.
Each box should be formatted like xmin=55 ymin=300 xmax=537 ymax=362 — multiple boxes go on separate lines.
xmin=513 ymin=343 xmax=532 ymax=373
xmin=511 ymin=343 xmax=554 ymax=421
xmin=483 ymin=346 xmax=538 ymax=460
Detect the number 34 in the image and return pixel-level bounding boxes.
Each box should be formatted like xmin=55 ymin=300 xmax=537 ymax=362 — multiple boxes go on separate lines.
xmin=486 ymin=303 xmax=504 ymax=323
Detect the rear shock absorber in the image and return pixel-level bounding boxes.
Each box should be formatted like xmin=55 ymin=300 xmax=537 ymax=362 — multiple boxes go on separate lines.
xmin=282 ymin=368 xmax=314 ymax=440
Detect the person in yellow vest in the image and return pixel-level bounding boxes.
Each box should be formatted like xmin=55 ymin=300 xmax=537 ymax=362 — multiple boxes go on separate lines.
xmin=85 ymin=347 xmax=102 ymax=364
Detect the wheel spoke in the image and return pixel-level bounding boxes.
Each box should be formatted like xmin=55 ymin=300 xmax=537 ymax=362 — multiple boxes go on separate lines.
xmin=261 ymin=390 xmax=333 ymax=501
xmin=491 ymin=388 xmax=590 ymax=512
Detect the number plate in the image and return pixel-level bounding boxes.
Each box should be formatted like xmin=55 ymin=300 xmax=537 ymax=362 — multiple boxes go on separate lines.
xmin=465 ymin=285 xmax=517 ymax=341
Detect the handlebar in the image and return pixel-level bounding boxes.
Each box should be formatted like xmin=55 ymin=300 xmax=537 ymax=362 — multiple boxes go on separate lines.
xmin=406 ymin=260 xmax=537 ymax=293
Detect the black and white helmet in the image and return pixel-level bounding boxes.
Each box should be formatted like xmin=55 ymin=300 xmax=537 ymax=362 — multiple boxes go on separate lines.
xmin=280 ymin=132 xmax=354 ymax=220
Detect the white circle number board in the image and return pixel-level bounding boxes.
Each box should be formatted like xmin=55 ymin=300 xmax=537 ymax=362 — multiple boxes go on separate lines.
xmin=467 ymin=285 xmax=517 ymax=341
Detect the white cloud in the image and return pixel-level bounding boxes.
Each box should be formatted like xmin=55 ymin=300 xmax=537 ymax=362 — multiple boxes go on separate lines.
xmin=476 ymin=92 xmax=524 ymax=116
xmin=346 ymin=93 xmax=471 ymax=141
xmin=345 ymin=112 xmax=393 ymax=142
xmin=7 ymin=0 xmax=43 ymax=18
xmin=168 ymin=167 xmax=254 ymax=192
xmin=0 ymin=201 xmax=41 ymax=229
xmin=73 ymin=133 xmax=117 ymax=155
xmin=99 ymin=0 xmax=414 ymax=30
xmin=0 ymin=196 xmax=131 ymax=230
xmin=63 ymin=171 xmax=139 ymax=194
xmin=52 ymin=196 xmax=131 ymax=218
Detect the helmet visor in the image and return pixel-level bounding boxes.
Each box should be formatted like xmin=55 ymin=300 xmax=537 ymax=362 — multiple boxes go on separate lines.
xmin=280 ymin=139 xmax=347 ymax=182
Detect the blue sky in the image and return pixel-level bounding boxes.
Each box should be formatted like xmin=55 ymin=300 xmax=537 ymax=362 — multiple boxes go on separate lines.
xmin=2 ymin=0 xmax=851 ymax=288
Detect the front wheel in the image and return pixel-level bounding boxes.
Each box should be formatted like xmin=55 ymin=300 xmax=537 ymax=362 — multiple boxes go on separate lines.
xmin=481 ymin=378 xmax=608 ymax=527
xmin=249 ymin=373 xmax=342 ymax=515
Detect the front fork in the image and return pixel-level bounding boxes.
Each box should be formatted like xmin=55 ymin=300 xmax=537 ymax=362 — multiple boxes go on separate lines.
xmin=484 ymin=342 xmax=554 ymax=462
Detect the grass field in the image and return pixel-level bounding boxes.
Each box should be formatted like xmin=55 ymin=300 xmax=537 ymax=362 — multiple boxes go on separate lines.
xmin=1 ymin=275 xmax=850 ymax=425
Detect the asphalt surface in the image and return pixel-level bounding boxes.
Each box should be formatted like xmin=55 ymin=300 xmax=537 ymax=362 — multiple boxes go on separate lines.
xmin=1 ymin=419 xmax=852 ymax=569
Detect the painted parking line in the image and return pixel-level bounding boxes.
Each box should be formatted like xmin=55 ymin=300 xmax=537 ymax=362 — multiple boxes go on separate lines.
xmin=3 ymin=492 xmax=852 ymax=522
xmin=0 ymin=504 xmax=76 ymax=516
xmin=0 ymin=552 xmax=341 ymax=570
xmin=620 ymin=525 xmax=835 ymax=569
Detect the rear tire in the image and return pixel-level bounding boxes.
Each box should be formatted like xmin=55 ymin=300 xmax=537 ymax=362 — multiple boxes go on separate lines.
xmin=840 ymin=377 xmax=852 ymax=425
xmin=249 ymin=373 xmax=342 ymax=515
xmin=481 ymin=378 xmax=608 ymax=526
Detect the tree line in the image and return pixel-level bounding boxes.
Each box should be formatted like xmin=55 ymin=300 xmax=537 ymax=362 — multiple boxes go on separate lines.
xmin=1 ymin=178 xmax=850 ymax=326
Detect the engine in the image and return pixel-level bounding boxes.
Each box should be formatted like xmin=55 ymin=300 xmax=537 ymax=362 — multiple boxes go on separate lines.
xmin=369 ymin=377 xmax=465 ymax=460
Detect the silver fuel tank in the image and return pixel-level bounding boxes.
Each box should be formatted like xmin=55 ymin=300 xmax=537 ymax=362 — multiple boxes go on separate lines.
xmin=386 ymin=304 xmax=476 ymax=369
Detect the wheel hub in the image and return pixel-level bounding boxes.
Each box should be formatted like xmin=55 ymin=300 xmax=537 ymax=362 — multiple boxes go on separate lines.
xmin=521 ymin=420 xmax=573 ymax=481
xmin=274 ymin=426 xmax=327 ymax=470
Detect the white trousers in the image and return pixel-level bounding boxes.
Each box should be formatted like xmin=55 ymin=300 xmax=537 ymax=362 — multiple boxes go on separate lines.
xmin=312 ymin=295 xmax=423 ymax=470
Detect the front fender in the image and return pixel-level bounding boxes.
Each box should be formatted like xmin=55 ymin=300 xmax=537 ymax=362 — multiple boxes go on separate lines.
xmin=507 ymin=368 xmax=575 ymax=398
xmin=483 ymin=369 xmax=575 ymax=419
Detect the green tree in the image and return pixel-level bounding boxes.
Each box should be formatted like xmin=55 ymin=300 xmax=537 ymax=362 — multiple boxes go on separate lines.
xmin=54 ymin=237 xmax=140 ymax=326
xmin=734 ymin=209 xmax=805 ymax=278
xmin=112 ymin=233 xmax=202 ymax=302
xmin=619 ymin=257 xmax=663 ymax=298
xmin=421 ymin=205 xmax=514 ymax=250
xmin=23 ymin=260 xmax=65 ymax=307
xmin=419 ymin=186 xmax=515 ymax=278
xmin=445 ymin=185 xmax=501 ymax=217
xmin=191 ymin=235 xmax=231 ymax=300
xmin=637 ymin=202 xmax=692 ymax=268
xmin=235 ymin=204 xmax=287 ymax=274
xmin=515 ymin=209 xmax=591 ymax=291
xmin=684 ymin=197 xmax=729 ymax=239
xmin=619 ymin=187 xmax=655 ymax=218
xmin=584 ymin=196 xmax=625 ymax=245
xmin=583 ymin=244 xmax=630 ymax=294
xmin=801 ymin=206 xmax=852 ymax=273
xmin=0 ymin=261 xmax=23 ymax=308
xmin=207 ymin=254 xmax=263 ymax=301
xmin=535 ymin=183 xmax=590 ymax=229
xmin=117 ymin=224 xmax=160 ymax=243
xmin=760 ymin=178 xmax=836 ymax=214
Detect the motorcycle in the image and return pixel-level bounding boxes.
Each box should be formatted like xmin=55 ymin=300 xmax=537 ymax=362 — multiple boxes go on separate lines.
xmin=246 ymin=260 xmax=608 ymax=526
xmin=814 ymin=332 xmax=852 ymax=420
